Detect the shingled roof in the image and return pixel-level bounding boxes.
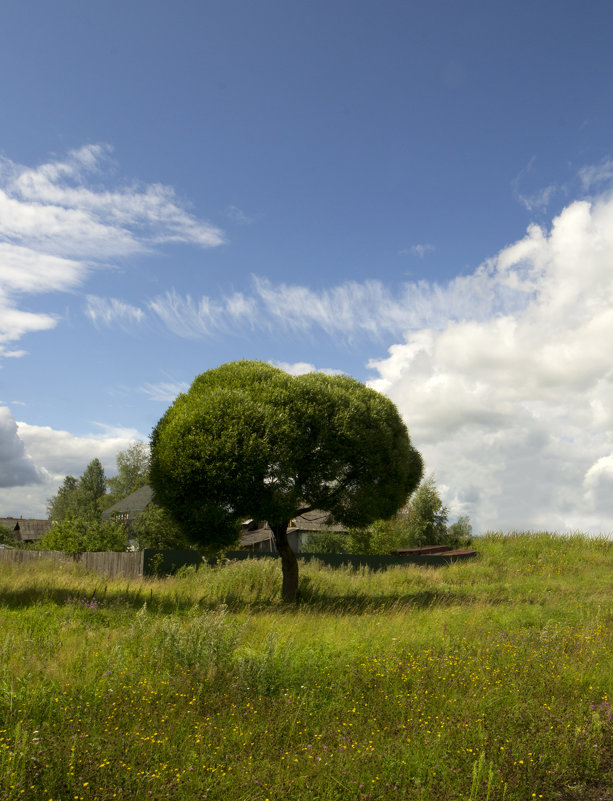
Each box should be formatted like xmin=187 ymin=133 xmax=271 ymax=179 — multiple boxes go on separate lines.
xmin=101 ymin=485 xmax=155 ymax=520
xmin=0 ymin=518 xmax=52 ymax=543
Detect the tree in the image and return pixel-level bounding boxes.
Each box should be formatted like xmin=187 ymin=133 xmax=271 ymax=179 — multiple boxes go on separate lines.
xmin=38 ymin=515 xmax=128 ymax=555
xmin=347 ymin=513 xmax=413 ymax=555
xmin=151 ymin=360 xmax=423 ymax=601
xmin=48 ymin=475 xmax=80 ymax=520
xmin=48 ymin=459 xmax=108 ymax=521
xmin=79 ymin=458 xmax=107 ymax=517
xmin=405 ymin=475 xmax=449 ymax=546
xmin=301 ymin=531 xmax=349 ymax=555
xmin=103 ymin=442 xmax=151 ymax=509
xmin=131 ymin=504 xmax=192 ymax=550
xmin=0 ymin=522 xmax=18 ymax=547
xmin=447 ymin=515 xmax=473 ymax=546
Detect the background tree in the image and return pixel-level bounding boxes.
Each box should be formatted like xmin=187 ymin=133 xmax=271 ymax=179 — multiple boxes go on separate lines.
xmin=48 ymin=461 xmax=107 ymax=521
xmin=131 ymin=504 xmax=192 ymax=550
xmin=447 ymin=514 xmax=473 ymax=546
xmin=103 ymin=442 xmax=151 ymax=509
xmin=151 ymin=360 xmax=423 ymax=601
xmin=48 ymin=475 xmax=80 ymax=520
xmin=0 ymin=522 xmax=19 ymax=547
xmin=78 ymin=458 xmax=107 ymax=518
xmin=300 ymin=530 xmax=349 ymax=555
xmin=347 ymin=513 xmax=413 ymax=555
xmin=406 ymin=475 xmax=450 ymax=546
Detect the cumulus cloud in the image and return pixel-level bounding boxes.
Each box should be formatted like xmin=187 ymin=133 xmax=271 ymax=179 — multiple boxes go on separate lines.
xmin=368 ymin=191 xmax=613 ymax=534
xmin=0 ymin=144 xmax=224 ymax=361
xmin=0 ymin=414 xmax=145 ymax=518
xmin=0 ymin=407 xmax=44 ymax=488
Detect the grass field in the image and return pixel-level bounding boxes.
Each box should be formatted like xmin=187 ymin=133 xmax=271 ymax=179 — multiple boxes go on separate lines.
xmin=1 ymin=532 xmax=612 ymax=800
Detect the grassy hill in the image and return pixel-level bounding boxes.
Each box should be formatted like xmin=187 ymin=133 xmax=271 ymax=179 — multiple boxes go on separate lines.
xmin=0 ymin=532 xmax=612 ymax=800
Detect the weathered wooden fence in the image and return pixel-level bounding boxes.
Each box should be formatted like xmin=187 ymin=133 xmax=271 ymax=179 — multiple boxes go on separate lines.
xmin=0 ymin=546 xmax=476 ymax=579
xmin=0 ymin=548 xmax=145 ymax=578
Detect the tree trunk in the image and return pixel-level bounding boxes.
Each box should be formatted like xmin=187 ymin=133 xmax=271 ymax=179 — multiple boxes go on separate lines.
xmin=270 ymin=521 xmax=299 ymax=602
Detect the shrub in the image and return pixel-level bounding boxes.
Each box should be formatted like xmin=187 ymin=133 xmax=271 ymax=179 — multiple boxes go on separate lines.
xmin=38 ymin=514 xmax=128 ymax=555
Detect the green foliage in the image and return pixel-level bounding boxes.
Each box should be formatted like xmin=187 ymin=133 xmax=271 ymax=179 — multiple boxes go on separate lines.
xmin=151 ymin=360 xmax=423 ymax=548
xmin=47 ymin=475 xmax=80 ymax=520
xmin=448 ymin=514 xmax=473 ymax=546
xmin=48 ymin=459 xmax=108 ymax=521
xmin=346 ymin=477 xmax=473 ymax=554
xmin=406 ymin=474 xmax=450 ymax=546
xmin=0 ymin=522 xmax=18 ymax=547
xmin=301 ymin=531 xmax=350 ymax=554
xmin=132 ymin=503 xmax=193 ymax=550
xmin=103 ymin=442 xmax=151 ymax=510
xmin=347 ymin=513 xmax=413 ymax=554
xmin=79 ymin=457 xmax=106 ymax=501
xmin=38 ymin=514 xmax=128 ymax=555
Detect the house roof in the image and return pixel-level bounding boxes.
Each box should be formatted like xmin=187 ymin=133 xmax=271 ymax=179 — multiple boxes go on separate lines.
xmin=0 ymin=518 xmax=52 ymax=542
xmin=101 ymin=485 xmax=155 ymax=519
xmin=240 ymin=510 xmax=347 ymax=544
xmin=239 ymin=529 xmax=274 ymax=547
xmin=289 ymin=510 xmax=347 ymax=533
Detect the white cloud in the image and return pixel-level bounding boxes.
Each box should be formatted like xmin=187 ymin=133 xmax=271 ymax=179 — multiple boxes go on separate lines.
xmin=141 ymin=381 xmax=190 ymax=402
xmin=368 ymin=192 xmax=613 ymax=535
xmin=0 ymin=407 xmax=44 ymax=488
xmin=147 ymin=290 xmax=225 ymax=338
xmin=0 ymin=144 xmax=225 ymax=362
xmin=226 ymin=205 xmax=254 ymax=224
xmin=410 ymin=243 xmax=435 ymax=258
xmin=579 ymin=158 xmax=613 ymax=192
xmin=512 ymin=156 xmax=561 ymax=213
xmin=146 ymin=270 xmax=526 ymax=343
xmin=0 ymin=414 xmax=145 ymax=518
xmin=85 ymin=295 xmax=145 ymax=328
xmin=270 ymin=361 xmax=344 ymax=377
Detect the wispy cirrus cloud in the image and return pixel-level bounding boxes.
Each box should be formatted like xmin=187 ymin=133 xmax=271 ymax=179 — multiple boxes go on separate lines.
xmin=135 ymin=268 xmax=525 ymax=342
xmin=0 ymin=144 xmax=225 ymax=361
xmin=410 ymin=243 xmax=435 ymax=258
xmin=141 ymin=381 xmax=190 ymax=402
xmin=85 ymin=296 xmax=145 ymax=329
xmin=578 ymin=158 xmax=613 ymax=192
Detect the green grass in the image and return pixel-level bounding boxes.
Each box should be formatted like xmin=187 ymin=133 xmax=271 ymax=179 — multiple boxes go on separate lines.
xmin=1 ymin=532 xmax=612 ymax=800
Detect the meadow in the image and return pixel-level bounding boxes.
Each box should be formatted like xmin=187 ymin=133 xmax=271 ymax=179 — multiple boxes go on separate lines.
xmin=0 ymin=532 xmax=612 ymax=801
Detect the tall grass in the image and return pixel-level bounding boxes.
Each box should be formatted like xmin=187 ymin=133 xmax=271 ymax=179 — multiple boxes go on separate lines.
xmin=0 ymin=532 xmax=612 ymax=800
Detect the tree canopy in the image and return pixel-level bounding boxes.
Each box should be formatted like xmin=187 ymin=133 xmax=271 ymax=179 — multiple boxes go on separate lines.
xmin=151 ymin=360 xmax=423 ymax=600
xmin=48 ymin=459 xmax=107 ymax=521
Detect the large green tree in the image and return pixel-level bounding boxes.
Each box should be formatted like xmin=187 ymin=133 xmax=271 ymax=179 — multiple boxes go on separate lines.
xmin=151 ymin=360 xmax=423 ymax=601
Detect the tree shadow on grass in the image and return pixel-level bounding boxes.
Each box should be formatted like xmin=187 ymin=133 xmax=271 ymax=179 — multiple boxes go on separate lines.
xmin=0 ymin=583 xmax=195 ymax=614
xmin=0 ymin=583 xmax=494 ymax=615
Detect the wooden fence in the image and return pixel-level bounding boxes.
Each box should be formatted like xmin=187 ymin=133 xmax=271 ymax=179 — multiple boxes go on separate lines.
xmin=0 ymin=546 xmax=476 ymax=579
xmin=0 ymin=548 xmax=145 ymax=578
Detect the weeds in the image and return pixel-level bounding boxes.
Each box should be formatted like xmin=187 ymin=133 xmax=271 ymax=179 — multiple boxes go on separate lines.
xmin=0 ymin=532 xmax=611 ymax=800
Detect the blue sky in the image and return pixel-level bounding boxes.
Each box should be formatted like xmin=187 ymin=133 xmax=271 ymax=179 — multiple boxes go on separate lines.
xmin=2 ymin=0 xmax=613 ymax=533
